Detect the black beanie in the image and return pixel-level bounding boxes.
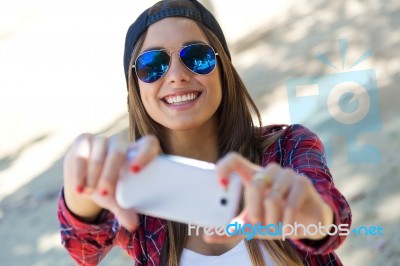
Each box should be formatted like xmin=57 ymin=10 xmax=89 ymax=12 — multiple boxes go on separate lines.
xmin=123 ymin=0 xmax=231 ymax=86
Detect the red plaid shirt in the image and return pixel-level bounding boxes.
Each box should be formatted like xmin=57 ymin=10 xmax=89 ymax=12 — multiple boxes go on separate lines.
xmin=58 ymin=124 xmax=351 ymax=265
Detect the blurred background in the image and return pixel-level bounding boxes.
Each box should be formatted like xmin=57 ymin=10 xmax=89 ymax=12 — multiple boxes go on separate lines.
xmin=0 ymin=0 xmax=399 ymax=265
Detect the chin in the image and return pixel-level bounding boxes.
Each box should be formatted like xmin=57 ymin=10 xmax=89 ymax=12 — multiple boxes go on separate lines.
xmin=168 ymin=122 xmax=199 ymax=132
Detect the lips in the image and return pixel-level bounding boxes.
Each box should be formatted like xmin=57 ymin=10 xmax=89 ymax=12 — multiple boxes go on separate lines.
xmin=163 ymin=92 xmax=201 ymax=105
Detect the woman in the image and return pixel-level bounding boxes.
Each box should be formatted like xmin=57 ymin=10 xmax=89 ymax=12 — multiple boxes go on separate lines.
xmin=58 ymin=0 xmax=351 ymax=265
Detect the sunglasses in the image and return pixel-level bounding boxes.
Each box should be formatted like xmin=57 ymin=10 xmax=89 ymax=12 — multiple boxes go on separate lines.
xmin=132 ymin=43 xmax=218 ymax=83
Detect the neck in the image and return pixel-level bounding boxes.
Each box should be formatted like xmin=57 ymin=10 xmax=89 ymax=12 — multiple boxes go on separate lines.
xmin=164 ymin=123 xmax=219 ymax=163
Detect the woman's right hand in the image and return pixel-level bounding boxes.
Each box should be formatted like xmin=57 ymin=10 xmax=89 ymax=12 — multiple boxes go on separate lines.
xmin=63 ymin=133 xmax=161 ymax=232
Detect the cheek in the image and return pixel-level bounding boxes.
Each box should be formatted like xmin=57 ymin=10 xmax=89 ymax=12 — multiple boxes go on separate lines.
xmin=208 ymin=71 xmax=223 ymax=103
xmin=138 ymin=84 xmax=158 ymax=113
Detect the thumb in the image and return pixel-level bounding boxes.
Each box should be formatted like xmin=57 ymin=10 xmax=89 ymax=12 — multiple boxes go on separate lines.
xmin=91 ymin=193 xmax=140 ymax=233
xmin=115 ymin=208 xmax=140 ymax=232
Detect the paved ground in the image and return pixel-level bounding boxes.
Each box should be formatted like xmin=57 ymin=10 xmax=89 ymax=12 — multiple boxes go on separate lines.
xmin=1 ymin=0 xmax=399 ymax=265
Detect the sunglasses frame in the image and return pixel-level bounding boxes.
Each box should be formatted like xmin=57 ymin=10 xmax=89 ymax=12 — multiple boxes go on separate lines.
xmin=132 ymin=43 xmax=219 ymax=83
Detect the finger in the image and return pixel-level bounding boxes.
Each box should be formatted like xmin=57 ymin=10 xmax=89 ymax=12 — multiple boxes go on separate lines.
xmin=251 ymin=162 xmax=281 ymax=189
xmin=264 ymin=169 xmax=293 ymax=230
xmin=70 ymin=134 xmax=92 ymax=193
xmin=251 ymin=172 xmax=273 ymax=189
xmin=128 ymin=135 xmax=160 ymax=173
xmin=270 ymin=168 xmax=294 ymax=199
xmin=282 ymin=175 xmax=310 ymax=238
xmin=245 ymin=163 xmax=280 ymax=224
xmin=216 ymin=152 xmax=261 ymax=187
xmin=96 ymin=134 xmax=128 ymax=197
xmin=245 ymin=183 xmax=264 ymax=224
xmin=86 ymin=135 xmax=107 ymax=192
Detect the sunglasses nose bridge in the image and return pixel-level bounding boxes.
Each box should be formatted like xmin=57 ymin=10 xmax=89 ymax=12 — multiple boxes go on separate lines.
xmin=166 ymin=49 xmax=184 ymax=66
xmin=164 ymin=50 xmax=192 ymax=82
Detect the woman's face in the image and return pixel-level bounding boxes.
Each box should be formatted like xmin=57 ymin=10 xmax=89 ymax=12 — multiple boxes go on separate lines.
xmin=137 ymin=17 xmax=222 ymax=132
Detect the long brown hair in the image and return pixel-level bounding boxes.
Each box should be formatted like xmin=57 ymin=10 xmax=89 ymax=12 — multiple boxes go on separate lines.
xmin=127 ymin=1 xmax=303 ymax=265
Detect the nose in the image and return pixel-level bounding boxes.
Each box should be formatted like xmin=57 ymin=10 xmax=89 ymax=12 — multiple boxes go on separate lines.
xmin=164 ymin=52 xmax=191 ymax=84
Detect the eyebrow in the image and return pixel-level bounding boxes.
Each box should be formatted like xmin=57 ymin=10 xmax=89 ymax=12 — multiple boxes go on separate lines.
xmin=141 ymin=40 xmax=207 ymax=53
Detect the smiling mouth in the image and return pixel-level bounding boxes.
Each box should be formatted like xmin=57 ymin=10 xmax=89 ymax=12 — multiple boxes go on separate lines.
xmin=163 ymin=92 xmax=201 ymax=105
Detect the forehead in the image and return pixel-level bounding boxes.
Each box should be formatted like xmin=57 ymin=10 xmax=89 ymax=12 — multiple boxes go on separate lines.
xmin=140 ymin=17 xmax=209 ymax=52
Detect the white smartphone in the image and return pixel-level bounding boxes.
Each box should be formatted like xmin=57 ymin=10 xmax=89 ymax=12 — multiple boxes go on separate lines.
xmin=115 ymin=153 xmax=242 ymax=227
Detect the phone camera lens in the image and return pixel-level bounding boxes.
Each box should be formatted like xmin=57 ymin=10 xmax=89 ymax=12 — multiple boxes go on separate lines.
xmin=220 ymin=198 xmax=227 ymax=205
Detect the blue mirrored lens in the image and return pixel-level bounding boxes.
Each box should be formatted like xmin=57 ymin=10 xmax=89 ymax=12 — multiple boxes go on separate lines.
xmin=180 ymin=44 xmax=216 ymax=75
xmin=135 ymin=51 xmax=170 ymax=83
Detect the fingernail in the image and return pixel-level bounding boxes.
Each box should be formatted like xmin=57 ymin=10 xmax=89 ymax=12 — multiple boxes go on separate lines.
xmin=130 ymin=164 xmax=141 ymax=173
xmin=76 ymin=186 xmax=84 ymax=193
xmin=220 ymin=178 xmax=229 ymax=188
xmin=100 ymin=189 xmax=108 ymax=196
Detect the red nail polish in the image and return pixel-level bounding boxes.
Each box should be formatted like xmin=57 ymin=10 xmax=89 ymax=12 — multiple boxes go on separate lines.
xmin=76 ymin=186 xmax=84 ymax=193
xmin=130 ymin=164 xmax=140 ymax=173
xmin=220 ymin=178 xmax=229 ymax=188
xmin=100 ymin=189 xmax=108 ymax=196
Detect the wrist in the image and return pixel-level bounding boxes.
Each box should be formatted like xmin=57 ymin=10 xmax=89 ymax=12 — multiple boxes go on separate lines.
xmin=63 ymin=186 xmax=103 ymax=223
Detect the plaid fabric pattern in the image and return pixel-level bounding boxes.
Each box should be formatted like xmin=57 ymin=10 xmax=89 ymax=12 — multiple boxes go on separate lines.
xmin=58 ymin=124 xmax=351 ymax=265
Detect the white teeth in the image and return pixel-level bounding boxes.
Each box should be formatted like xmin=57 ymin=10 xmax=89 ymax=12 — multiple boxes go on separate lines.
xmin=164 ymin=93 xmax=199 ymax=105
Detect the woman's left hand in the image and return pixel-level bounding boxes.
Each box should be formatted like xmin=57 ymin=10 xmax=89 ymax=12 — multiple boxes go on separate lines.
xmin=204 ymin=152 xmax=334 ymax=243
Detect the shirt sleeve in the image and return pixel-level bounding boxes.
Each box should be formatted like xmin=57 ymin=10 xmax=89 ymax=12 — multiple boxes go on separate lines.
xmin=265 ymin=124 xmax=352 ymax=254
xmin=57 ymin=189 xmax=119 ymax=266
